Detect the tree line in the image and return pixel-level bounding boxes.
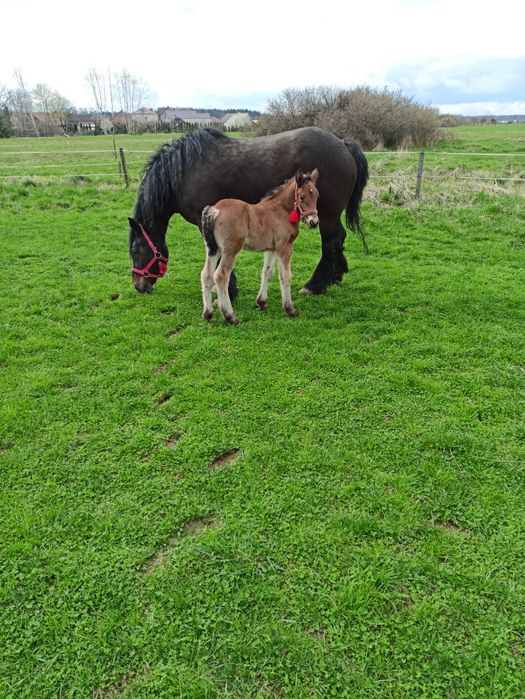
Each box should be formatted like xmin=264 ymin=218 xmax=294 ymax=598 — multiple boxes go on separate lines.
xmin=1 ymin=72 xmax=444 ymax=147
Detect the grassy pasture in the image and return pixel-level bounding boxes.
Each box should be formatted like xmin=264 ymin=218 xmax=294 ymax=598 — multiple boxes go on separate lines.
xmin=1 ymin=125 xmax=525 ymax=697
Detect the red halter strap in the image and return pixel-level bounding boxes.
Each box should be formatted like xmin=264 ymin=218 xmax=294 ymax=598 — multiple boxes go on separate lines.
xmin=293 ymin=184 xmax=318 ymax=221
xmin=132 ymin=223 xmax=168 ymax=278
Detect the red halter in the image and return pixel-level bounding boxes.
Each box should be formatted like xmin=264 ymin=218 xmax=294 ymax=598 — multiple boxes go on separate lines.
xmin=132 ymin=223 xmax=168 ymax=278
xmin=291 ymin=183 xmax=318 ymax=223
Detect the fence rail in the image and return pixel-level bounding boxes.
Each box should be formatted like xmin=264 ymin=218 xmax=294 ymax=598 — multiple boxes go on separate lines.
xmin=1 ymin=148 xmax=524 ymax=193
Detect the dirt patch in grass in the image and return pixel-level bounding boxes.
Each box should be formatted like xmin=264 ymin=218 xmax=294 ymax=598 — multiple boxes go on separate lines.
xmin=165 ymin=433 xmax=182 ymax=448
xmin=166 ymin=326 xmax=186 ymax=339
xmin=140 ymin=517 xmax=220 ymax=574
xmin=433 ymin=519 xmax=471 ymax=535
xmin=209 ymin=448 xmax=240 ymax=471
xmin=155 ymin=393 xmax=171 ymax=408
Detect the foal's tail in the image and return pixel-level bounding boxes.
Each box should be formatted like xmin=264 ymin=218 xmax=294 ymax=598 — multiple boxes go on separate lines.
xmin=201 ymin=206 xmax=219 ymax=255
xmin=344 ymin=139 xmax=369 ymax=254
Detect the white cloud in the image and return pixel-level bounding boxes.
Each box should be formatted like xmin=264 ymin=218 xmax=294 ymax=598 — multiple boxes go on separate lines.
xmin=0 ymin=0 xmax=524 ymax=112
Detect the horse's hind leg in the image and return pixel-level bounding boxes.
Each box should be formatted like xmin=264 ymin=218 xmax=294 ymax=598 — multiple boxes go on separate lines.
xmin=214 ymin=253 xmax=239 ymax=324
xmin=201 ymin=250 xmax=220 ymax=321
xmin=277 ymin=248 xmax=298 ymax=317
xmin=300 ymin=217 xmax=348 ymax=295
xmin=256 ymin=251 xmax=276 ymax=310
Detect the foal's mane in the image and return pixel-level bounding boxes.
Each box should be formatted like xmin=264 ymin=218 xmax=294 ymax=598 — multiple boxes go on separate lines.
xmin=135 ymin=128 xmax=229 ymax=224
xmin=262 ymin=171 xmax=314 ymax=202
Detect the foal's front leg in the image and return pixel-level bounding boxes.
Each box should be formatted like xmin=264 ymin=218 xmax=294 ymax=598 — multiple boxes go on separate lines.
xmin=256 ymin=251 xmax=276 ymax=310
xmin=277 ymin=247 xmax=298 ymax=317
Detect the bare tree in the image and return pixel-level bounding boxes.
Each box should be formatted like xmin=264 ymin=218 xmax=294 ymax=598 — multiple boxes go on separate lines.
xmin=9 ymin=69 xmax=38 ymax=136
xmin=114 ymin=69 xmax=149 ymax=133
xmin=33 ymin=83 xmax=72 ymax=134
xmin=86 ymin=67 xmax=150 ymax=133
xmin=86 ymin=67 xmax=115 ymax=113
xmin=0 ymin=84 xmax=12 ymax=137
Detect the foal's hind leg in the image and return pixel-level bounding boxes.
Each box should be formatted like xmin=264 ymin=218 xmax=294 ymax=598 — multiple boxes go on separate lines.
xmin=214 ymin=253 xmax=239 ymax=324
xmin=277 ymin=247 xmax=298 ymax=317
xmin=201 ymin=250 xmax=220 ymax=321
xmin=256 ymin=251 xmax=276 ymax=310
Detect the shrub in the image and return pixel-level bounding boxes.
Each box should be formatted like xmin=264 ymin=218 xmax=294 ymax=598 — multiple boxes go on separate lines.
xmin=256 ymin=85 xmax=440 ymax=149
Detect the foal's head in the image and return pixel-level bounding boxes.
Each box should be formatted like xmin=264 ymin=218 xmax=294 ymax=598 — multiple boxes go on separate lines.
xmin=294 ymin=169 xmax=319 ymax=229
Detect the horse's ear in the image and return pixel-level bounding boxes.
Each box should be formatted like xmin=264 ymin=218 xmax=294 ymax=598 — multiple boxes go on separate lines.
xmin=295 ymin=169 xmax=304 ymax=185
xmin=310 ymin=168 xmax=319 ymax=184
xmin=128 ymin=217 xmax=140 ymax=234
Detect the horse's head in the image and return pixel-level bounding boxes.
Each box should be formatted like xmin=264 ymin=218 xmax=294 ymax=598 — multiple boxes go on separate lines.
xmin=295 ymin=169 xmax=320 ymax=229
xmin=128 ymin=217 xmax=169 ymax=293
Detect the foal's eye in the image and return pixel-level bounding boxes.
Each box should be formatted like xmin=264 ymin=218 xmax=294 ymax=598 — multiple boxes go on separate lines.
xmin=299 ymin=194 xmax=304 ymax=201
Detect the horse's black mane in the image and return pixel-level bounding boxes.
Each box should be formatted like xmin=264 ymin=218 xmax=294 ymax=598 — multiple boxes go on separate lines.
xmin=135 ymin=128 xmax=229 ymax=225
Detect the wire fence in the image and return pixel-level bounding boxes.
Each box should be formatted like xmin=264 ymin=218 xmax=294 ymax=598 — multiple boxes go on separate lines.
xmin=1 ymin=145 xmax=525 ymax=193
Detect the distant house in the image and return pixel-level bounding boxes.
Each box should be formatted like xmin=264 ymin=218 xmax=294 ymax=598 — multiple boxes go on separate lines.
xmin=132 ymin=107 xmax=157 ymax=125
xmin=111 ymin=111 xmax=130 ymax=131
xmin=68 ymin=113 xmax=97 ymax=133
xmin=157 ymin=107 xmax=184 ymax=126
xmin=158 ymin=108 xmax=220 ymax=127
xmin=220 ymin=112 xmax=253 ymax=130
xmin=32 ymin=112 xmax=64 ymax=136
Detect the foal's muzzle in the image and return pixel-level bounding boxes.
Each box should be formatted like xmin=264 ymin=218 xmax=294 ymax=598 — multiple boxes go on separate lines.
xmin=307 ymin=216 xmax=319 ymax=229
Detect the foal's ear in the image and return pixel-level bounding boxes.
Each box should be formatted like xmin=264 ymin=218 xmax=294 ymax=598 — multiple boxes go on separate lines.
xmin=295 ymin=169 xmax=305 ymax=186
xmin=310 ymin=168 xmax=319 ymax=185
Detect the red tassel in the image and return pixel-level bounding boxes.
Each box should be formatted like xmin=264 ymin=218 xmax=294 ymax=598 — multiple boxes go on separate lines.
xmin=289 ymin=208 xmax=300 ymax=223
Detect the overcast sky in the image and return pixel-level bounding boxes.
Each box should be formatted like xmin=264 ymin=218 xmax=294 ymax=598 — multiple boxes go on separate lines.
xmin=2 ymin=0 xmax=524 ymax=115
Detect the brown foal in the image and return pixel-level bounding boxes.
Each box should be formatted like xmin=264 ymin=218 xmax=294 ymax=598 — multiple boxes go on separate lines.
xmin=200 ymin=169 xmax=319 ymax=324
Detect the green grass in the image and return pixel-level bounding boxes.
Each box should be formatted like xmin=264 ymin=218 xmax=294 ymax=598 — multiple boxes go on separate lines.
xmin=1 ymin=126 xmax=525 ymax=697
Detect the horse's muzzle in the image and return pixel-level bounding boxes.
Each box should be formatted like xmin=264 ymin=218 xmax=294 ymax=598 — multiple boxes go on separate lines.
xmin=132 ymin=273 xmax=156 ymax=293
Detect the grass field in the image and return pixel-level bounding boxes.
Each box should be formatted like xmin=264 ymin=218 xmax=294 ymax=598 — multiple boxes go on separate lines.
xmin=1 ymin=125 xmax=525 ymax=697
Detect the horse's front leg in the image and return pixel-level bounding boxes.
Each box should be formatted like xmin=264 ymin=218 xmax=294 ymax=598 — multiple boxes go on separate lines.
xmin=300 ymin=217 xmax=348 ymax=295
xmin=277 ymin=247 xmax=298 ymax=317
xmin=256 ymin=251 xmax=276 ymax=310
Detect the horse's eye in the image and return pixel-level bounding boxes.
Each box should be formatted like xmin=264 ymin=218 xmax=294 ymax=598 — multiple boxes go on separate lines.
xmin=299 ymin=194 xmax=304 ymax=201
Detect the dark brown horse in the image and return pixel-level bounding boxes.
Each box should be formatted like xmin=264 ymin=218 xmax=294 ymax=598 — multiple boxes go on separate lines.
xmin=128 ymin=127 xmax=368 ymax=297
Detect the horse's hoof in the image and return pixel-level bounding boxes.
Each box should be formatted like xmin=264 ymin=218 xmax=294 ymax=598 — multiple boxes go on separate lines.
xmin=203 ymin=310 xmax=214 ymax=322
xmin=299 ymin=287 xmax=313 ymax=295
xmin=286 ymin=307 xmax=299 ymax=318
xmin=256 ymin=298 xmax=268 ymax=310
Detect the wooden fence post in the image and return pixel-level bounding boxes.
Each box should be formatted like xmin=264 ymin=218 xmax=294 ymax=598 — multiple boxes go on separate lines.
xmin=112 ymin=138 xmax=117 ymax=159
xmin=119 ymin=147 xmax=129 ymax=188
xmin=415 ymin=151 xmax=425 ymax=199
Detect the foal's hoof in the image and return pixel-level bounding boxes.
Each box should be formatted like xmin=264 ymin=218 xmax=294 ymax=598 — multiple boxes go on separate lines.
xmin=203 ymin=309 xmax=214 ymax=322
xmin=286 ymin=307 xmax=299 ymax=318
xmin=256 ymin=298 xmax=268 ymax=310
xmin=224 ymin=314 xmax=240 ymax=325
xmin=299 ymin=287 xmax=313 ymax=295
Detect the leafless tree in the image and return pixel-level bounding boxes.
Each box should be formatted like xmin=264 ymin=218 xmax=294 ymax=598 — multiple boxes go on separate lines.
xmin=33 ymin=83 xmax=72 ymax=134
xmin=8 ymin=69 xmax=38 ymax=136
xmin=113 ymin=69 xmax=150 ymax=133
xmin=86 ymin=67 xmax=115 ymax=113
xmin=86 ymin=67 xmax=151 ymax=133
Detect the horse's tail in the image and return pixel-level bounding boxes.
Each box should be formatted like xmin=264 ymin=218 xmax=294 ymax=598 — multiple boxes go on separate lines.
xmin=344 ymin=139 xmax=369 ymax=254
xmin=201 ymin=206 xmax=219 ymax=256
